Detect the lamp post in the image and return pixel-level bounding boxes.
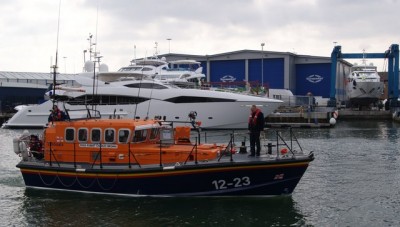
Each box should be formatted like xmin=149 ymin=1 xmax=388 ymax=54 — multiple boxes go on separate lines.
xmin=167 ymin=38 xmax=172 ymax=53
xmin=261 ymin=43 xmax=265 ymax=88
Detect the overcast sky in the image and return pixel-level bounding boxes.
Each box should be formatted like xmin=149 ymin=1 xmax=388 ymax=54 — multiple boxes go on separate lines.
xmin=0 ymin=0 xmax=399 ymax=73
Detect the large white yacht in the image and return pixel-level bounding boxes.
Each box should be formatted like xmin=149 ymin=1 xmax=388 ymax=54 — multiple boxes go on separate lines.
xmin=2 ymin=76 xmax=283 ymax=129
xmin=345 ymin=64 xmax=384 ymax=107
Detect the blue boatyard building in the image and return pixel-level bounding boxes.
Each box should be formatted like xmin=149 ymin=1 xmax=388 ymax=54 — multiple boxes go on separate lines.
xmin=159 ymin=50 xmax=352 ymax=101
xmin=0 ymin=72 xmax=76 ymax=113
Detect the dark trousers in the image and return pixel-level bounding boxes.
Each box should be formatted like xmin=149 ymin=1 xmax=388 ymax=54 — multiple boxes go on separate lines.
xmin=249 ymin=131 xmax=261 ymax=155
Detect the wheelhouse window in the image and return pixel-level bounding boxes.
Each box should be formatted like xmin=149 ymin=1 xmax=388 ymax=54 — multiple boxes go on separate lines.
xmin=118 ymin=129 xmax=130 ymax=143
xmin=160 ymin=128 xmax=174 ymax=144
xmin=104 ymin=129 xmax=115 ymax=143
xmin=91 ymin=128 xmax=101 ymax=143
xmin=149 ymin=128 xmax=160 ymax=140
xmin=65 ymin=128 xmax=75 ymax=142
xmin=78 ymin=128 xmax=88 ymax=142
xmin=132 ymin=129 xmax=148 ymax=143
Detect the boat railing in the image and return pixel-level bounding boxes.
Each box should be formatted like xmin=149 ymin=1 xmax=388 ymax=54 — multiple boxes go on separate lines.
xmin=43 ymin=128 xmax=304 ymax=169
xmin=200 ymin=128 xmax=304 ymax=159
xmin=63 ymin=102 xmax=102 ymax=121
xmin=217 ymin=134 xmax=234 ymax=162
xmin=272 ymin=127 xmax=303 ymax=158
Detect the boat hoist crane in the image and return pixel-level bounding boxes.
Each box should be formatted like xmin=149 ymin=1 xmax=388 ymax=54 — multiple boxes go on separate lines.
xmin=329 ymin=44 xmax=399 ymax=108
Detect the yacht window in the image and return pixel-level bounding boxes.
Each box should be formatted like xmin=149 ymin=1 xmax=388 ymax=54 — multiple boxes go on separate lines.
xmin=142 ymin=67 xmax=153 ymax=71
xmin=104 ymin=129 xmax=115 ymax=143
xmin=149 ymin=128 xmax=160 ymax=140
xmin=132 ymin=129 xmax=148 ymax=143
xmin=78 ymin=128 xmax=88 ymax=142
xmin=118 ymin=129 xmax=130 ymax=143
xmin=67 ymin=95 xmax=149 ymax=105
xmin=164 ymin=96 xmax=235 ymax=103
xmin=91 ymin=129 xmax=101 ymax=143
xmin=124 ymin=83 xmax=168 ymax=89
xmin=65 ymin=128 xmax=75 ymax=142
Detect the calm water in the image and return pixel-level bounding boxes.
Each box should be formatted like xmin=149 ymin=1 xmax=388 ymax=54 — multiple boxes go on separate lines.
xmin=1 ymin=120 xmax=400 ymax=226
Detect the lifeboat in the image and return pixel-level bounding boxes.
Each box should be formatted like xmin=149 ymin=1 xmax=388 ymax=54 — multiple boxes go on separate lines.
xmin=13 ymin=116 xmax=314 ymax=196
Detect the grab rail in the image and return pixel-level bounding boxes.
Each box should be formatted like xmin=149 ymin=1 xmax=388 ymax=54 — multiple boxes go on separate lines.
xmin=42 ymin=127 xmax=303 ymax=169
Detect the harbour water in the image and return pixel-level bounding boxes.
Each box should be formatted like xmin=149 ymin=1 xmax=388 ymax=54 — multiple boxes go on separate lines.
xmin=1 ymin=120 xmax=400 ymax=226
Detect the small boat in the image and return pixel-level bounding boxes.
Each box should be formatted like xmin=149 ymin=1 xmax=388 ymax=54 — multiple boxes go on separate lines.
xmin=13 ymin=111 xmax=314 ymax=197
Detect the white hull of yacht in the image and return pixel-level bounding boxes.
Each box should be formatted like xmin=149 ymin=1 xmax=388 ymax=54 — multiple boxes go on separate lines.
xmin=3 ymin=98 xmax=281 ymax=129
xmin=3 ymin=78 xmax=283 ymax=129
xmin=346 ymin=81 xmax=384 ymax=104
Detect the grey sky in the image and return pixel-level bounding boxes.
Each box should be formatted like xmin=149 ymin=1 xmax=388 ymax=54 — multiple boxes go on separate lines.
xmin=0 ymin=0 xmax=398 ymax=73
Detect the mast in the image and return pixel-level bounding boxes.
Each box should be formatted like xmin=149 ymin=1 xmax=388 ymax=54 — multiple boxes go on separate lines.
xmin=52 ymin=0 xmax=62 ymax=105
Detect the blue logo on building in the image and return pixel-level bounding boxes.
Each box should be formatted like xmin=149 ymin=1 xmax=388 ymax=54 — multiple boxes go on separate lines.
xmin=306 ymin=74 xmax=323 ymax=83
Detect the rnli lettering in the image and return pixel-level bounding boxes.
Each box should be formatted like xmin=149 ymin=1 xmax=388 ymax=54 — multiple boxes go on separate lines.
xmin=211 ymin=176 xmax=251 ymax=190
xmin=79 ymin=144 xmax=118 ymax=149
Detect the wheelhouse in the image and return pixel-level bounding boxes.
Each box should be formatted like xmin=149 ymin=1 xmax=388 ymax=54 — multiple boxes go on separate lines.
xmin=42 ymin=119 xmax=219 ymax=165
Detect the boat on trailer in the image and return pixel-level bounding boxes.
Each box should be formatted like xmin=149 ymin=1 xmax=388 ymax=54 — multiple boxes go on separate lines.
xmin=13 ymin=109 xmax=313 ymax=196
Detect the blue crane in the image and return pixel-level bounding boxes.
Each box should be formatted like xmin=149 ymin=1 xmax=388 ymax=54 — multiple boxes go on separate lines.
xmin=329 ymin=44 xmax=399 ymax=107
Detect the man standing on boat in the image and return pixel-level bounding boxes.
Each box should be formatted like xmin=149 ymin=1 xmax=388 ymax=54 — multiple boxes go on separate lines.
xmin=48 ymin=105 xmax=67 ymax=122
xmin=248 ymin=105 xmax=265 ymax=157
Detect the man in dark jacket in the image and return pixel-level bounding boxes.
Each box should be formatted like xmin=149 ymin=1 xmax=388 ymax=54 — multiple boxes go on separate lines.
xmin=248 ymin=105 xmax=265 ymax=156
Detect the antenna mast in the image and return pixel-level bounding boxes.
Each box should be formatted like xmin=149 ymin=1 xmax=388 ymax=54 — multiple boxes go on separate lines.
xmin=52 ymin=0 xmax=62 ymax=105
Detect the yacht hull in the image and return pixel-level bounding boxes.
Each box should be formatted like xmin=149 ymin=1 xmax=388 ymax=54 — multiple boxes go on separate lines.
xmin=346 ymin=81 xmax=384 ymax=105
xmin=3 ymin=100 xmax=282 ymax=129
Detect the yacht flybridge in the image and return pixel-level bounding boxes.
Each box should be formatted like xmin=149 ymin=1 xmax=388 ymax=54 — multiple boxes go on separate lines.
xmin=2 ymin=77 xmax=283 ymax=129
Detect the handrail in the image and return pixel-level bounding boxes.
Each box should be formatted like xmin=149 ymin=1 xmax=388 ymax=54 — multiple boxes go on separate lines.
xmin=90 ymin=143 xmax=102 ymax=169
xmin=47 ymin=142 xmax=60 ymax=167
xmin=218 ymin=134 xmax=234 ymax=162
xmin=128 ymin=142 xmax=141 ymax=168
xmin=40 ymin=128 xmax=304 ymax=170
xmin=184 ymin=137 xmax=198 ymax=164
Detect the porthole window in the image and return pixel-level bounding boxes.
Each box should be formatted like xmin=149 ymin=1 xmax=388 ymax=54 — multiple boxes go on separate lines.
xmin=105 ymin=129 xmax=115 ymax=143
xmin=78 ymin=128 xmax=88 ymax=142
xmin=65 ymin=128 xmax=75 ymax=142
xmin=91 ymin=129 xmax=101 ymax=143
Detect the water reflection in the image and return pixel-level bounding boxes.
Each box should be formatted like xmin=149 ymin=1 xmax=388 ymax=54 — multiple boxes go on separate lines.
xmin=19 ymin=189 xmax=306 ymax=226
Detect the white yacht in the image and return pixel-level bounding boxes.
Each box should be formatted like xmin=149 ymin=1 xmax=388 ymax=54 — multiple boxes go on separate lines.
xmin=2 ymin=76 xmax=283 ymax=129
xmin=154 ymin=60 xmax=206 ymax=88
xmin=345 ymin=64 xmax=384 ymax=106
xmin=100 ymin=57 xmax=169 ymax=82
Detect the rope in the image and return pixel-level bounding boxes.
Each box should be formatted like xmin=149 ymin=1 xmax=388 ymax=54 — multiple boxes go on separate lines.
xmin=96 ymin=174 xmax=117 ymax=191
xmin=38 ymin=170 xmax=58 ymax=186
xmin=75 ymin=175 xmax=97 ymax=189
xmin=56 ymin=174 xmax=77 ymax=188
